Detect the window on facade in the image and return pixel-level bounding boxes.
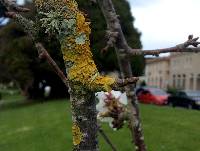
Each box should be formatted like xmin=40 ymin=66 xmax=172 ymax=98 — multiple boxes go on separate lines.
xmin=197 ymin=74 xmax=200 ymax=90
xmin=173 ymin=75 xmax=176 ymax=87
xmin=177 ymin=75 xmax=181 ymax=89
xmin=189 ymin=74 xmax=194 ymax=90
xmin=160 ymin=77 xmax=163 ymax=88
xmin=182 ymin=74 xmax=186 ymax=89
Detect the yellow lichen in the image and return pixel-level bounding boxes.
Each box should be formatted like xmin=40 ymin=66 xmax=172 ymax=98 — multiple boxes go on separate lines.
xmin=72 ymin=123 xmax=83 ymax=146
xmin=34 ymin=0 xmax=44 ymax=8
xmin=35 ymin=0 xmax=116 ymax=92
xmin=76 ymin=12 xmax=91 ymax=34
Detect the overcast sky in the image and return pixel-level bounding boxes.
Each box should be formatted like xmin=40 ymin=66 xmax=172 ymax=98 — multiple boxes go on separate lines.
xmin=128 ymin=0 xmax=200 ymax=49
xmin=16 ymin=0 xmax=200 ymax=50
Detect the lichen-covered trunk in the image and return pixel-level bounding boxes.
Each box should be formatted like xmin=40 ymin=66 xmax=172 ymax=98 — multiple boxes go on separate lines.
xmin=69 ymin=86 xmax=99 ymax=151
xmin=34 ymin=0 xmax=115 ymax=150
xmin=13 ymin=13 xmax=100 ymax=150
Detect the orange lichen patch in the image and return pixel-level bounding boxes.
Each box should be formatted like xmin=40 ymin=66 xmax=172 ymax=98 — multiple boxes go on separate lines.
xmin=74 ymin=41 xmax=92 ymax=55
xmin=65 ymin=0 xmax=78 ymax=12
xmin=72 ymin=123 xmax=83 ymax=146
xmin=76 ymin=12 xmax=91 ymax=34
xmin=92 ymin=76 xmax=116 ymax=92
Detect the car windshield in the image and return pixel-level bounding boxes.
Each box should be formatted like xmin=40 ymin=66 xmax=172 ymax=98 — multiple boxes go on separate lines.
xmin=149 ymin=88 xmax=167 ymax=95
xmin=183 ymin=91 xmax=200 ymax=101
xmin=185 ymin=91 xmax=200 ymax=97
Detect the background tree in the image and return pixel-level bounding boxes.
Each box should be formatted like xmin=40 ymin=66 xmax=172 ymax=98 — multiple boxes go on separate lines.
xmin=77 ymin=0 xmax=144 ymax=74
xmin=0 ymin=0 xmax=144 ymax=99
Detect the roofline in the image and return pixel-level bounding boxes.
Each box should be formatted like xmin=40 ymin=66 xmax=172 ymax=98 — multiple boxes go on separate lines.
xmin=145 ymin=57 xmax=170 ymax=64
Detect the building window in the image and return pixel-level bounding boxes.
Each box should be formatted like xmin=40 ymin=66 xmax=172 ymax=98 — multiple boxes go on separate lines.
xmin=182 ymin=74 xmax=186 ymax=89
xmin=173 ymin=75 xmax=176 ymax=87
xmin=189 ymin=74 xmax=194 ymax=90
xmin=197 ymin=74 xmax=200 ymax=90
xmin=160 ymin=77 xmax=163 ymax=88
xmin=177 ymin=75 xmax=181 ymax=89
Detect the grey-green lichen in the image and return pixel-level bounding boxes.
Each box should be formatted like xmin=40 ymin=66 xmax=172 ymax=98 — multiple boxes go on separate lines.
xmin=39 ymin=6 xmax=76 ymax=36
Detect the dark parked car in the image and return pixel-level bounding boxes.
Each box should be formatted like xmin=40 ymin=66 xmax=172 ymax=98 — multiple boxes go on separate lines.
xmin=136 ymin=87 xmax=169 ymax=105
xmin=167 ymin=90 xmax=200 ymax=109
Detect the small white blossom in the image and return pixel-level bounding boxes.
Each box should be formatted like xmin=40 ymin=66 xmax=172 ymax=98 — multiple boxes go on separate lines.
xmin=95 ymin=90 xmax=128 ymax=130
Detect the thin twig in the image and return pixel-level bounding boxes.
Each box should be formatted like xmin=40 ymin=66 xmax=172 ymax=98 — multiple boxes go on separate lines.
xmin=101 ymin=31 xmax=119 ymax=53
xmin=98 ymin=126 xmax=118 ymax=151
xmin=35 ymin=43 xmax=69 ymax=87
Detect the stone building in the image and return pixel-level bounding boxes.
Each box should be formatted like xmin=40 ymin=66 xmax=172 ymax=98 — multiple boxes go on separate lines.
xmin=145 ymin=57 xmax=170 ymax=89
xmin=145 ymin=53 xmax=200 ymax=90
xmin=170 ymin=53 xmax=200 ymax=90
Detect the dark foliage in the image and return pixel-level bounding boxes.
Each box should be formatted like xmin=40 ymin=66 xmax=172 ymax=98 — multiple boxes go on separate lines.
xmin=0 ymin=0 xmax=144 ymax=99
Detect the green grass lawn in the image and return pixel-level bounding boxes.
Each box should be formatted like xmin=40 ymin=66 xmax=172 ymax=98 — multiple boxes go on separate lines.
xmin=0 ymin=93 xmax=200 ymax=151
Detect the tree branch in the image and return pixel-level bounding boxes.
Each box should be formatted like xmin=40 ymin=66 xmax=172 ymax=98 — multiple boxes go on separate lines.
xmin=35 ymin=43 xmax=69 ymax=87
xmin=0 ymin=0 xmax=29 ymax=16
xmin=128 ymin=35 xmax=200 ymax=56
xmin=97 ymin=0 xmax=147 ymax=151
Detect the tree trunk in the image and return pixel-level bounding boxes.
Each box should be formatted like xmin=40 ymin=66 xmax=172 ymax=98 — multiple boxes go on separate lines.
xmin=13 ymin=11 xmax=100 ymax=151
xmin=69 ymin=85 xmax=99 ymax=151
xmin=34 ymin=0 xmax=105 ymax=150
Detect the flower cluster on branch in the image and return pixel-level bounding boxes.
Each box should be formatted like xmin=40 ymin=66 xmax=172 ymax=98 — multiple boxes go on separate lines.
xmin=96 ymin=90 xmax=128 ymax=130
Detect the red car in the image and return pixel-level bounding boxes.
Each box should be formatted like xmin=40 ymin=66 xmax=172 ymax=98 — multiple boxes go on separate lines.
xmin=136 ymin=87 xmax=169 ymax=105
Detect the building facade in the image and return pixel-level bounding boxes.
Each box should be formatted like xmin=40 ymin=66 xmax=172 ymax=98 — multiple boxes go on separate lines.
xmin=170 ymin=53 xmax=200 ymax=90
xmin=145 ymin=57 xmax=170 ymax=89
xmin=145 ymin=53 xmax=200 ymax=90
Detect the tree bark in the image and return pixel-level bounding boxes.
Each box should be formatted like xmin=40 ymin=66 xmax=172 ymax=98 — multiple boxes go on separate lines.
xmin=69 ymin=85 xmax=99 ymax=151
xmin=97 ymin=0 xmax=147 ymax=150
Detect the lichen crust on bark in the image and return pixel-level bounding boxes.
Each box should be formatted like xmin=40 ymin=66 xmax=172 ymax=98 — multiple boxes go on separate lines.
xmin=35 ymin=0 xmax=115 ymax=92
xmin=72 ymin=123 xmax=84 ymax=146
